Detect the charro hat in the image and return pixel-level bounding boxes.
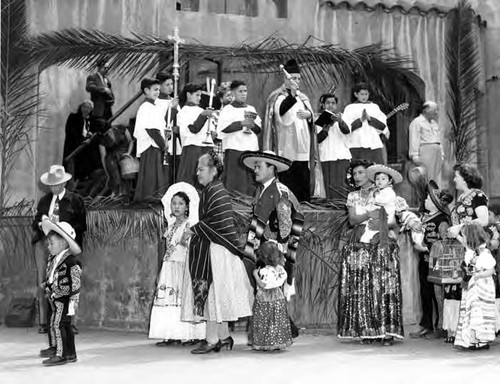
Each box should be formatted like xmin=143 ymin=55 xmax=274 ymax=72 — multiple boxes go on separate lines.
xmin=366 ymin=164 xmax=403 ymax=184
xmin=428 ymin=180 xmax=453 ymax=216
xmin=161 ymin=182 xmax=200 ymax=226
xmin=241 ymin=150 xmax=291 ymax=173
xmin=40 ymin=165 xmax=72 ymax=186
xmin=41 ymin=216 xmax=81 ymax=255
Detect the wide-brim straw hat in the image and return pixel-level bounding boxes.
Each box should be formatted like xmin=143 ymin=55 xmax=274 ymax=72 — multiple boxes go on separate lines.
xmin=161 ymin=182 xmax=200 ymax=226
xmin=241 ymin=150 xmax=291 ymax=173
xmin=40 ymin=165 xmax=72 ymax=186
xmin=40 ymin=215 xmax=82 ymax=255
xmin=366 ymin=164 xmax=403 ymax=184
xmin=428 ymin=180 xmax=452 ymax=216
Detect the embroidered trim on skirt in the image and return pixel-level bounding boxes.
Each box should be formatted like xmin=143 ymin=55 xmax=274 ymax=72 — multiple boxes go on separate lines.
xmin=149 ymin=259 xmax=206 ymax=341
xmin=338 ymin=241 xmax=404 ymax=339
xmin=454 ymin=276 xmax=496 ymax=348
xmin=252 ymin=287 xmax=293 ymax=351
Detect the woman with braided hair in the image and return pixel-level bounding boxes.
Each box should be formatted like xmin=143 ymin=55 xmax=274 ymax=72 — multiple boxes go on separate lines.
xmin=181 ymin=151 xmax=254 ymax=354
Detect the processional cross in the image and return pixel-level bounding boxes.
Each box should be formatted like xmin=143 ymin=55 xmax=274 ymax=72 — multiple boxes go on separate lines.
xmin=167 ymin=26 xmax=184 ymax=98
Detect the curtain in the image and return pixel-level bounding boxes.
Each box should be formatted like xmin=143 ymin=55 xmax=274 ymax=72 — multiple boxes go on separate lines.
xmin=314 ymin=2 xmax=449 ymax=166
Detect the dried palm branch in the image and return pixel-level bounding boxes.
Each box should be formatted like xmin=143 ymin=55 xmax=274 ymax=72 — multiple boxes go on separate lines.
xmin=1 ymin=0 xmax=41 ymax=207
xmin=22 ymin=29 xmax=420 ymax=101
xmin=446 ymin=0 xmax=483 ymax=163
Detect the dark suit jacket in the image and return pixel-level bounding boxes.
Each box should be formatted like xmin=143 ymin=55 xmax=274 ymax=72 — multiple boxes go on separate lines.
xmin=32 ymin=191 xmax=87 ymax=246
xmin=246 ymin=179 xmax=304 ymax=284
xmin=85 ymin=73 xmax=114 ymax=118
xmin=63 ymin=111 xmax=101 ymax=180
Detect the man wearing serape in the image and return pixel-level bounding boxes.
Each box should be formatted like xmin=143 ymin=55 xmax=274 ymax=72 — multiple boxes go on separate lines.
xmin=262 ymin=59 xmax=324 ymax=202
xmin=217 ymin=80 xmax=261 ymax=196
xmin=241 ymin=150 xmax=305 ymax=337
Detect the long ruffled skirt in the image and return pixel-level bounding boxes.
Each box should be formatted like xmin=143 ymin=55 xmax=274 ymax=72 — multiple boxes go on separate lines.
xmin=338 ymin=241 xmax=404 ymax=340
xmin=454 ymin=276 xmax=496 ymax=348
xmin=149 ymin=259 xmax=206 ymax=341
xmin=182 ymin=243 xmax=254 ymax=323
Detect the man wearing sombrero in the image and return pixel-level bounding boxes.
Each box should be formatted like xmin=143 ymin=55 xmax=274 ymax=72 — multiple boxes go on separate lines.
xmin=32 ymin=165 xmax=86 ymax=334
xmin=241 ymin=150 xmax=305 ymax=339
xmin=410 ymin=180 xmax=453 ymax=339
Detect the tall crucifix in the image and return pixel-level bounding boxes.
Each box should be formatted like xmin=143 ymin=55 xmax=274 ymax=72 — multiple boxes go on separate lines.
xmin=167 ymin=26 xmax=184 ymax=98
xmin=166 ymin=26 xmax=184 ymax=180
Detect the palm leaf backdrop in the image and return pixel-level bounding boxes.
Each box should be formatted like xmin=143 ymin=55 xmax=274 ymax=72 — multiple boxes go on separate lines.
xmin=0 ymin=0 xmax=40 ymax=208
xmin=21 ymin=28 xmax=422 ymax=108
xmin=446 ymin=0 xmax=483 ymax=164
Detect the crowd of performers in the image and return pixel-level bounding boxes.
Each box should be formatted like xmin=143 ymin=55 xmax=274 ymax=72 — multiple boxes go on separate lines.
xmin=30 ymin=58 xmax=500 ymax=365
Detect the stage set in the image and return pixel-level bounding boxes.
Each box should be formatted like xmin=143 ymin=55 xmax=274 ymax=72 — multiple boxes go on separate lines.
xmin=0 ymin=0 xmax=487 ymax=332
xmin=0 ymin=202 xmax=422 ymax=330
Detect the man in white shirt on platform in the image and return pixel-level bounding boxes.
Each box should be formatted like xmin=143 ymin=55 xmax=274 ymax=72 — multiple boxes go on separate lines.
xmin=409 ymin=101 xmax=444 ymax=183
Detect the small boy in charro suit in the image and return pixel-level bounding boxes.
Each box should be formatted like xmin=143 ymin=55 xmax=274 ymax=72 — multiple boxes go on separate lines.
xmin=38 ymin=216 xmax=82 ymax=366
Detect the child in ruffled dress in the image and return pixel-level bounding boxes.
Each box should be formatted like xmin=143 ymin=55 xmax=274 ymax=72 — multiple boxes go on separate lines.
xmin=149 ymin=182 xmax=206 ymax=346
xmin=252 ymin=241 xmax=293 ymax=351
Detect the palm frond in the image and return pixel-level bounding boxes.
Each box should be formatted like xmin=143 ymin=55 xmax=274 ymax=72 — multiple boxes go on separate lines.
xmin=446 ymin=0 xmax=483 ymax=163
xmin=1 ymin=0 xmax=40 ymax=208
xmin=22 ymin=29 xmax=419 ymax=100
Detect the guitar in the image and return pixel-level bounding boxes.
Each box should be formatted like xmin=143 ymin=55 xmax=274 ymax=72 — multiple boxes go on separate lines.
xmin=379 ymin=102 xmax=410 ymax=147
xmin=386 ymin=102 xmax=409 ymax=120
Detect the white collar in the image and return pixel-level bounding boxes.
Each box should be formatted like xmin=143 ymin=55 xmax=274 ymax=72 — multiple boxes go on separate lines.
xmin=54 ymin=189 xmax=66 ymax=200
xmin=261 ymin=177 xmax=276 ymax=194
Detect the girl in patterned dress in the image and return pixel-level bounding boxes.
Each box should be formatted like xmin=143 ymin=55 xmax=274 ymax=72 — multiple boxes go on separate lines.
xmin=252 ymin=241 xmax=293 ymax=351
xmin=149 ymin=182 xmax=206 ymax=345
xmin=454 ymin=222 xmax=497 ymax=350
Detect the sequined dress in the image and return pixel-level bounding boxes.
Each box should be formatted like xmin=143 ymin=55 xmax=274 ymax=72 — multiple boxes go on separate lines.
xmin=252 ymin=265 xmax=293 ymax=351
xmin=338 ymin=187 xmax=404 ymax=340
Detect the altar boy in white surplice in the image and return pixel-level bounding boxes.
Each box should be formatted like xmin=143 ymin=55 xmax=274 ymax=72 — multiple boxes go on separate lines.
xmin=342 ymin=82 xmax=389 ymax=164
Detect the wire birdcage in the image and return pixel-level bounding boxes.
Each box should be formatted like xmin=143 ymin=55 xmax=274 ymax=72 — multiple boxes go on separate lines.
xmin=428 ymin=238 xmax=465 ymax=284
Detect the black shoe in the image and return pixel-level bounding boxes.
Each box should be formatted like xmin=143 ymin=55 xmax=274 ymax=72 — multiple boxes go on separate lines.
xmin=39 ymin=347 xmax=56 ymax=357
xmin=42 ymin=356 xmax=67 ymax=366
xmin=409 ymin=328 xmax=432 ymax=339
xmin=220 ymin=336 xmax=234 ymax=350
xmin=71 ymin=324 xmax=79 ymax=335
xmin=470 ymin=344 xmax=490 ymax=351
xmin=181 ymin=339 xmax=200 ymax=346
xmin=381 ymin=337 xmax=394 ymax=346
xmin=191 ymin=341 xmax=222 ymax=354
xmin=155 ymin=339 xmax=179 ymax=347
xmin=38 ymin=326 xmax=48 ymax=334
xmin=65 ymin=354 xmax=78 ymax=363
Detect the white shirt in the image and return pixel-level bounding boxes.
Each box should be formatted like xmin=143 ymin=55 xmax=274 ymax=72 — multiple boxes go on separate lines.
xmin=155 ymin=97 xmax=183 ymax=155
xmin=316 ymin=122 xmax=351 ymax=161
xmin=48 ymin=248 xmax=69 ymax=284
xmin=217 ymin=104 xmax=261 ymax=152
xmin=177 ymin=105 xmax=214 ymax=147
xmin=48 ymin=189 xmax=66 ymax=220
xmin=274 ymin=94 xmax=311 ymax=161
xmin=408 ymin=114 xmax=442 ymax=158
xmin=133 ymin=100 xmax=167 ymax=158
xmin=342 ymin=102 xmax=388 ymax=149
xmin=260 ymin=177 xmax=276 ymax=197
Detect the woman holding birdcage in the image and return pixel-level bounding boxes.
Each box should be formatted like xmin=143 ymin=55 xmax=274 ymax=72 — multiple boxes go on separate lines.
xmin=443 ymin=164 xmax=489 ymax=344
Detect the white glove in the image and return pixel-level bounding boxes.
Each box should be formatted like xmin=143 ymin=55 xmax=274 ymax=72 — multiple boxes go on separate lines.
xmin=283 ymin=279 xmax=296 ymax=301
